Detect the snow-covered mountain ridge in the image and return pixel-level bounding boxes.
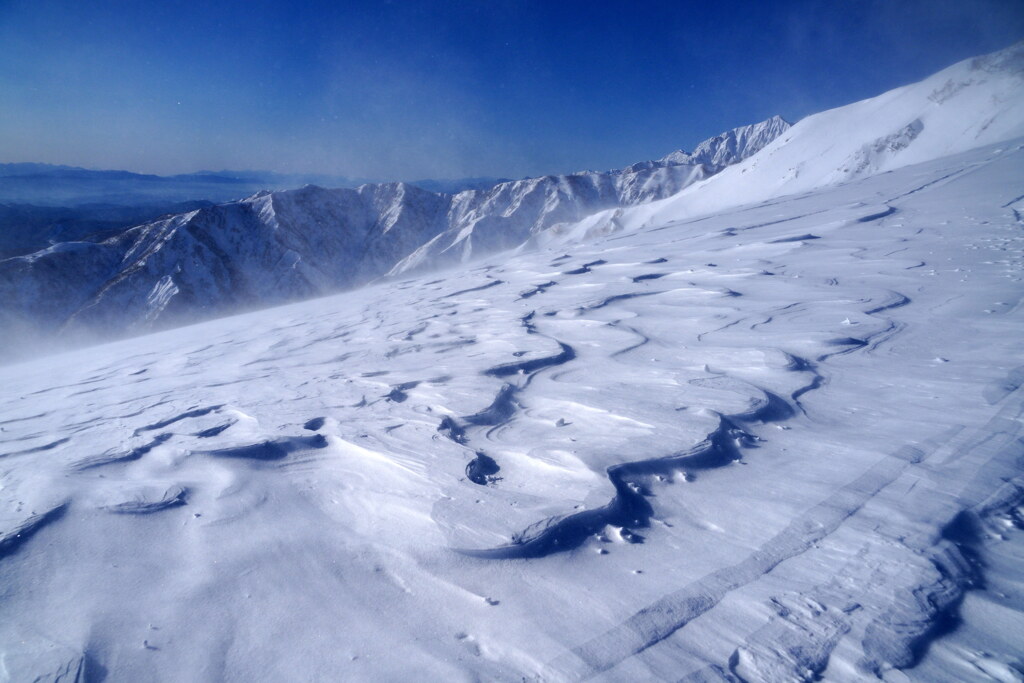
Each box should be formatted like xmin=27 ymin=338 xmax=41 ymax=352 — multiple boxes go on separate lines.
xmin=549 ymin=42 xmax=1024 ymax=243
xmin=0 ymin=118 xmax=789 ymax=352
xmin=658 ymin=114 xmax=791 ymax=172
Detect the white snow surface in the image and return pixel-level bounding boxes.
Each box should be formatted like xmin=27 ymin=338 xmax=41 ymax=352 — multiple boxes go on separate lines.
xmin=554 ymin=44 xmax=1024 ymax=244
xmin=1 ymin=133 xmax=1023 ymax=680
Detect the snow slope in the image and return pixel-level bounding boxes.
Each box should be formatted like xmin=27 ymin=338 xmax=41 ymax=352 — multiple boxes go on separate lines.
xmin=551 ymin=43 xmax=1024 ymax=243
xmin=0 ymin=118 xmax=788 ymax=353
xmin=382 ymin=116 xmax=789 ymax=275
xmin=0 ymin=136 xmax=1022 ymax=681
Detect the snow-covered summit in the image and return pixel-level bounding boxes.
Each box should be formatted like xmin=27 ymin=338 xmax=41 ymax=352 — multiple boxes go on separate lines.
xmin=658 ymin=114 xmax=792 ymax=171
xmin=556 ymin=42 xmax=1024 ymax=242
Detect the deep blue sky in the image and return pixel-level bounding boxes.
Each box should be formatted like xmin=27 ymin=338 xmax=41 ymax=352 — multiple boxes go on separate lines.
xmin=1 ymin=0 xmax=1022 ymax=180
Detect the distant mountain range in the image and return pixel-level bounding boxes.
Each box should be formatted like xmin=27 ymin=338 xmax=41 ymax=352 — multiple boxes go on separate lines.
xmin=0 ymin=201 xmax=216 ymax=260
xmin=0 ymin=163 xmax=513 ymax=207
xmin=0 ymin=167 xmax=511 ymax=260
xmin=0 ymin=116 xmax=790 ymax=350
xmin=0 ymin=165 xmax=333 ymax=206
xmin=3 ymin=42 xmax=1022 ymax=358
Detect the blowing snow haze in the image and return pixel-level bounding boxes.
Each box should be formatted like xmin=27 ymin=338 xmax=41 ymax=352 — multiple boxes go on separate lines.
xmin=2 ymin=3 xmax=1024 ymax=682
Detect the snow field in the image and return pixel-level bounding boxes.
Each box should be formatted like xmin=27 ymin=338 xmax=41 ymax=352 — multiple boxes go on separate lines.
xmin=1 ymin=138 xmax=1022 ymax=679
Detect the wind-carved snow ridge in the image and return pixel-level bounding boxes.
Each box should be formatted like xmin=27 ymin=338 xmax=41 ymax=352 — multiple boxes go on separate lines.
xmin=0 ymin=502 xmax=68 ymax=561
xmin=551 ymin=388 xmax=1024 ymax=680
xmin=452 ymin=272 xmax=908 ymax=562
xmin=458 ymin=412 xmax=764 ymax=560
xmin=0 ymin=140 xmax=1021 ymax=681
xmin=437 ymin=382 xmax=520 ymax=485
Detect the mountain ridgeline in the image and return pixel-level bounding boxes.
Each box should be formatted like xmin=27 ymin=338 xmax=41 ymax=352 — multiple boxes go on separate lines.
xmin=0 ymin=117 xmax=790 ymax=346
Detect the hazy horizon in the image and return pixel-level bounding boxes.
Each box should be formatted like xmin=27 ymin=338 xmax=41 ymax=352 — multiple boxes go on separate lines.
xmin=1 ymin=1 xmax=1022 ymax=181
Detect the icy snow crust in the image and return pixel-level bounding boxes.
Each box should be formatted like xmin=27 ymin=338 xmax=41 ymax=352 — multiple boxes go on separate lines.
xmin=1 ymin=136 xmax=1023 ymax=680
